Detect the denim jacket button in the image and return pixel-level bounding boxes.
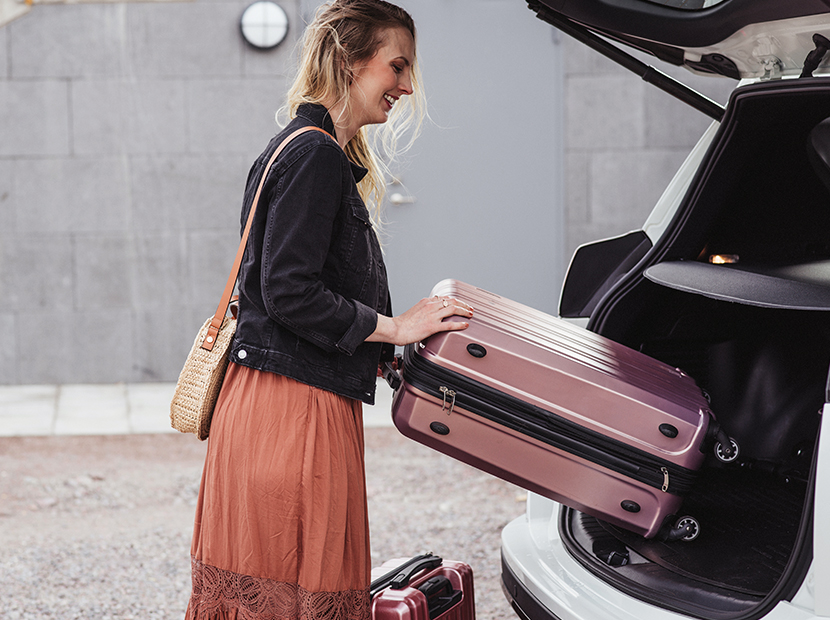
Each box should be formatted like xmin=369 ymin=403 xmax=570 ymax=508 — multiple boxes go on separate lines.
xmin=237 ymin=349 xmax=247 ymax=360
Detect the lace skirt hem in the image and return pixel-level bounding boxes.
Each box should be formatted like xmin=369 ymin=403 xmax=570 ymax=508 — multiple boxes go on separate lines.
xmin=186 ymin=558 xmax=371 ymax=620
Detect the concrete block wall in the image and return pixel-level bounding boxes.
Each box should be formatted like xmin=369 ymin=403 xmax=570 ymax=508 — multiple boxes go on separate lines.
xmin=562 ymin=35 xmax=736 ymax=262
xmin=0 ymin=0 xmax=741 ymax=385
xmin=0 ymin=0 xmax=301 ymax=384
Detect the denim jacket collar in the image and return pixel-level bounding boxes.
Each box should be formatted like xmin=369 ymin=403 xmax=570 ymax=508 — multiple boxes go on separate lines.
xmin=295 ymin=103 xmax=369 ymax=183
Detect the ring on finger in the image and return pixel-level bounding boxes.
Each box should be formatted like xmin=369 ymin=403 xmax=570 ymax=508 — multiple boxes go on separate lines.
xmin=442 ymin=299 xmax=449 ymax=308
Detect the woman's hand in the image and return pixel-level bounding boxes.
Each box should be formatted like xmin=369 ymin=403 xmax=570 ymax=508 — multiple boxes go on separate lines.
xmin=367 ymin=296 xmax=474 ymax=346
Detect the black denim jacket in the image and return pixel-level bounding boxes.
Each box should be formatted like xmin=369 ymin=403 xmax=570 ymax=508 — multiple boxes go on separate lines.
xmin=230 ymin=104 xmax=393 ymax=404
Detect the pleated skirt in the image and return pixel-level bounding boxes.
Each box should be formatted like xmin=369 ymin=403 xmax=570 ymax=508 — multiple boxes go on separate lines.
xmin=186 ymin=362 xmax=371 ymax=620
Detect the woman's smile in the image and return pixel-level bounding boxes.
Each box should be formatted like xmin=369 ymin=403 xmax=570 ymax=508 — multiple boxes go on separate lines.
xmin=347 ymin=26 xmax=414 ymax=132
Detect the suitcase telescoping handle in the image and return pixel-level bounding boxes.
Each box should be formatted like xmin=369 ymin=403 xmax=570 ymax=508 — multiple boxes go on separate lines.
xmin=418 ymin=574 xmax=464 ymax=619
xmin=369 ymin=553 xmax=442 ymax=597
xmin=381 ymin=355 xmax=403 ymax=391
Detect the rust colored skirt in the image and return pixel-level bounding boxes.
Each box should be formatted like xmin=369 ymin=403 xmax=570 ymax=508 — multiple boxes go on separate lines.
xmin=186 ymin=363 xmax=371 ymax=620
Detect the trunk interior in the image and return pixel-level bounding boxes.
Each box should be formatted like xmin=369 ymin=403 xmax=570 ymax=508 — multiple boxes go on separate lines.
xmin=562 ymin=78 xmax=830 ymax=618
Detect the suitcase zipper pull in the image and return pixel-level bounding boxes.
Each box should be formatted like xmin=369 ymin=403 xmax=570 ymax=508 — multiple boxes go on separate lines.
xmin=661 ymin=466 xmax=670 ymax=493
xmin=439 ymin=386 xmax=457 ymax=415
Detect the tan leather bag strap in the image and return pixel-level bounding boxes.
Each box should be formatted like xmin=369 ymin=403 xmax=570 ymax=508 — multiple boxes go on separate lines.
xmin=201 ymin=125 xmax=333 ymax=351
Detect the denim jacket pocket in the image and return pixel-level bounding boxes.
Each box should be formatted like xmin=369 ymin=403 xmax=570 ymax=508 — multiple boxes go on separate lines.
xmin=332 ymin=201 xmax=374 ymax=294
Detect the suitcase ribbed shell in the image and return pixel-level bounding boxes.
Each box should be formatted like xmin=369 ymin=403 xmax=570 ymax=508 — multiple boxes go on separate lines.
xmin=392 ymin=280 xmax=715 ymax=538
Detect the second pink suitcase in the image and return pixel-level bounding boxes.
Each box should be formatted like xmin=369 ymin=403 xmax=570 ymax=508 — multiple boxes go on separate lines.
xmin=371 ymin=554 xmax=475 ymax=620
xmin=387 ymin=280 xmax=738 ymax=540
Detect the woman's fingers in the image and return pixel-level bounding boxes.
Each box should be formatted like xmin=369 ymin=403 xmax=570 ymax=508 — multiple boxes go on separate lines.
xmin=401 ymin=296 xmax=472 ymax=343
xmin=368 ymin=296 xmax=474 ymax=346
xmin=431 ymin=295 xmax=474 ymax=318
xmin=426 ymin=296 xmax=474 ymax=337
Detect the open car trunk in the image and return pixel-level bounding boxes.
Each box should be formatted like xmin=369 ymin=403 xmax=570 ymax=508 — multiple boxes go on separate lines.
xmin=558 ymin=77 xmax=830 ymax=619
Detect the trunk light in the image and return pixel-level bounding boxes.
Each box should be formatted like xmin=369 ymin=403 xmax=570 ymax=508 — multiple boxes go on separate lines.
xmin=709 ymin=254 xmax=739 ymax=264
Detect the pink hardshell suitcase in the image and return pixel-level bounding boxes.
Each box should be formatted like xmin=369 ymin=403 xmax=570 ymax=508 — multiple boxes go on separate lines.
xmin=371 ymin=554 xmax=475 ymax=620
xmin=387 ymin=280 xmax=737 ymax=541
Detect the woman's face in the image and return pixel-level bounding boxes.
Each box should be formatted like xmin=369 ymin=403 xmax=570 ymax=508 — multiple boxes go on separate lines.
xmin=349 ymin=27 xmax=415 ymax=129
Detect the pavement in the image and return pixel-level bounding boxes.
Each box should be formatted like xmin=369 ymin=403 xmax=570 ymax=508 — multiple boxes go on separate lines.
xmin=0 ymin=379 xmax=521 ymax=620
xmin=0 ymin=379 xmax=396 ymax=437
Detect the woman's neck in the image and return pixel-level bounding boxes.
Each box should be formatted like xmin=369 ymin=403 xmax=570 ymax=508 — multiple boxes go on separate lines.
xmin=320 ymin=100 xmax=357 ymax=149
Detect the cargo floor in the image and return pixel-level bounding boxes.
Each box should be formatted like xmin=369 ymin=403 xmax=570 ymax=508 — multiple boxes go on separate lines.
xmin=597 ymin=466 xmax=807 ymax=596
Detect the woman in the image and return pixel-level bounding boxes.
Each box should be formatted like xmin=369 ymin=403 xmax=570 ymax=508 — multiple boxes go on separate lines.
xmin=186 ymin=1 xmax=472 ymax=618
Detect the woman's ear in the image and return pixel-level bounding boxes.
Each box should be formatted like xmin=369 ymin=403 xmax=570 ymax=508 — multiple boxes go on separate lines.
xmin=341 ymin=59 xmax=353 ymax=84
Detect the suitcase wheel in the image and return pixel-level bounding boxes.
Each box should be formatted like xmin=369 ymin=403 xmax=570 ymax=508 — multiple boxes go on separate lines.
xmin=663 ymin=515 xmax=701 ymax=542
xmin=715 ymin=438 xmax=740 ymax=463
xmin=675 ymin=516 xmax=700 ymax=542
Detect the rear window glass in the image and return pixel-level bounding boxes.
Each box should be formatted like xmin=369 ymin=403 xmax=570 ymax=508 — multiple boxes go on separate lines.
xmin=644 ymin=0 xmax=726 ymax=8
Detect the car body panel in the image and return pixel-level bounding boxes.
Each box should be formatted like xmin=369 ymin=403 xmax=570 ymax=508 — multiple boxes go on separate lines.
xmin=502 ymin=492 xmax=822 ymax=620
xmin=813 ymin=403 xmax=830 ymax=616
xmin=530 ymin=0 xmax=830 ymax=78
xmin=682 ymin=14 xmax=830 ymax=80
xmin=499 ymin=3 xmax=830 ymax=620
xmin=640 ymin=121 xmax=720 ymax=242
xmin=503 ymin=73 xmax=830 ymax=619
xmin=501 ymin=495 xmax=668 ymax=620
xmin=560 ymin=121 xmax=720 ymax=319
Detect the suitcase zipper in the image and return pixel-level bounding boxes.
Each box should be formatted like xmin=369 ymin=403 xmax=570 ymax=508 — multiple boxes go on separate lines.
xmin=438 ymin=386 xmax=457 ymax=414
xmin=402 ymin=344 xmax=698 ymax=496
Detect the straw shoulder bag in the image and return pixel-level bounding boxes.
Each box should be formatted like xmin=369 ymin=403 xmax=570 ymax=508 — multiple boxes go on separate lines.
xmin=170 ymin=126 xmax=331 ymax=440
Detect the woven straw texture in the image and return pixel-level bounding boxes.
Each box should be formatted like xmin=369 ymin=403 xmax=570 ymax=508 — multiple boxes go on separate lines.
xmin=170 ymin=315 xmax=237 ymax=441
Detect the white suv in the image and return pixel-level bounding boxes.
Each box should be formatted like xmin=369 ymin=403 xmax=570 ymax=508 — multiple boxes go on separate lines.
xmin=501 ymin=1 xmax=830 ymax=619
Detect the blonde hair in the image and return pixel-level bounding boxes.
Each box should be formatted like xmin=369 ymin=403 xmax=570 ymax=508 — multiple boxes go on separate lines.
xmin=279 ymin=0 xmax=426 ymax=225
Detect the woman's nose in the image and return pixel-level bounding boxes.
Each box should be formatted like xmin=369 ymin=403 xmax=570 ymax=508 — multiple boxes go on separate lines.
xmin=398 ymin=72 xmax=413 ymax=96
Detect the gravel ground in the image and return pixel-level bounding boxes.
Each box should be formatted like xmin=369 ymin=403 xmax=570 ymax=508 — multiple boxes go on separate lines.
xmin=0 ymin=430 xmax=526 ymax=619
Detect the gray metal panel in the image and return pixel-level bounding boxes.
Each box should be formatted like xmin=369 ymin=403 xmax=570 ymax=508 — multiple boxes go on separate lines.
xmin=380 ymin=0 xmax=565 ymax=315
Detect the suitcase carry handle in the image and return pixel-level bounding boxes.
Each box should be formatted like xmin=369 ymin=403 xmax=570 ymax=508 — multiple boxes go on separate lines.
xmin=369 ymin=553 xmax=442 ymax=597
xmin=390 ymin=555 xmax=444 ymax=590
